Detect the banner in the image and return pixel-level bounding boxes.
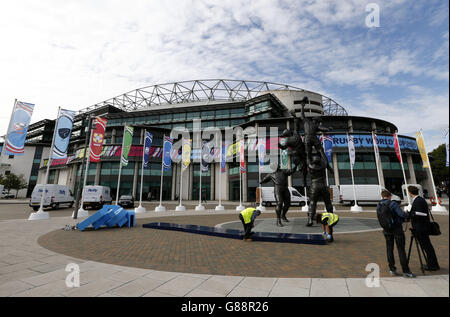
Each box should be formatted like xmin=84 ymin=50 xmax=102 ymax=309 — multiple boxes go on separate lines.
xmin=347 ymin=134 xmax=356 ymax=169
xmin=414 ymin=131 xmax=430 ymax=168
xmin=163 ymin=136 xmax=173 ymax=171
xmin=446 ymin=132 xmax=449 ymax=167
xmin=121 ymin=125 xmax=134 ymax=166
xmin=393 ymin=133 xmax=403 ymax=164
xmin=258 ymin=138 xmax=266 ymax=172
xmin=322 ymin=135 xmax=333 ymax=163
xmin=239 ymin=139 xmax=246 ymax=173
xmin=5 ymin=101 xmax=35 ymax=156
xmin=221 ymin=142 xmax=227 ymax=173
xmin=325 ymin=134 xmax=418 ymax=151
xmin=143 ymin=131 xmax=153 ymax=169
xmin=182 ymin=138 xmax=192 ymax=171
xmin=201 ymin=141 xmax=210 ymax=172
xmin=52 ymin=109 xmax=76 ymax=159
xmin=90 ymin=117 xmax=108 ymax=163
xmin=280 ymin=148 xmax=289 ymax=169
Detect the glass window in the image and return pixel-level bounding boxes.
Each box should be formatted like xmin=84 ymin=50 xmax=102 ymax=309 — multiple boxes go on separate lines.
xmin=215 ymin=109 xmax=230 ymax=118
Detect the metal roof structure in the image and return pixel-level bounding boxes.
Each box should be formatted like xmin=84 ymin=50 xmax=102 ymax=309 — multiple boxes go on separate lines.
xmin=79 ymin=79 xmax=348 ymax=116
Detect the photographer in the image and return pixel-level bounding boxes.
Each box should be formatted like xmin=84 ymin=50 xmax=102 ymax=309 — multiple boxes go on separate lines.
xmin=408 ymin=186 xmax=440 ymax=271
xmin=377 ymin=190 xmax=415 ymax=278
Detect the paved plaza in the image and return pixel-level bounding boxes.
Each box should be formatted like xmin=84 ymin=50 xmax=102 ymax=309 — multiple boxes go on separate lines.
xmin=0 ymin=202 xmax=448 ymax=297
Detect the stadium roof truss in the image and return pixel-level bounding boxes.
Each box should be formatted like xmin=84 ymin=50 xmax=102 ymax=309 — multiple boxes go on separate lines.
xmin=79 ymin=79 xmax=348 ymax=116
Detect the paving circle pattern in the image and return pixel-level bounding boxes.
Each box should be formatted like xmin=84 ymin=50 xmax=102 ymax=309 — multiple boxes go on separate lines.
xmin=217 ymin=217 xmax=382 ymax=234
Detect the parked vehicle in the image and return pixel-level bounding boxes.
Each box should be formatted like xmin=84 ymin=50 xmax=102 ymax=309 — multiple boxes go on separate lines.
xmin=29 ymin=184 xmax=74 ymax=211
xmin=258 ymin=187 xmax=308 ymax=207
xmin=338 ymin=185 xmax=401 ymax=205
xmin=82 ymin=186 xmax=113 ymax=210
xmin=118 ymin=195 xmax=134 ymax=209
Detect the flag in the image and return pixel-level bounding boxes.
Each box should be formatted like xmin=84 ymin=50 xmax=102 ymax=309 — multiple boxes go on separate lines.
xmin=393 ymin=133 xmax=403 ymax=164
xmin=121 ymin=125 xmax=134 ymax=166
xmin=415 ymin=131 xmax=430 ymax=168
xmin=258 ymin=138 xmax=266 ymax=172
xmin=52 ymin=109 xmax=76 ymax=159
xmin=201 ymin=141 xmax=210 ymax=172
xmin=90 ymin=117 xmax=108 ymax=163
xmin=446 ymin=131 xmax=449 ymax=167
xmin=143 ymin=132 xmax=153 ymax=169
xmin=239 ymin=139 xmax=246 ymax=173
xmin=280 ymin=148 xmax=289 ymax=169
xmin=163 ymin=136 xmax=173 ymax=171
xmin=5 ymin=101 xmax=35 ymax=156
xmin=182 ymin=138 xmax=192 ymax=171
xmin=372 ymin=132 xmax=381 ymax=167
xmin=347 ymin=134 xmax=356 ymax=169
xmin=221 ymin=142 xmax=227 ymax=173
xmin=323 ymin=135 xmax=333 ymax=163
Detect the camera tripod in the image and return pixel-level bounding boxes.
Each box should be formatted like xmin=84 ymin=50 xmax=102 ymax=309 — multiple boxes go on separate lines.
xmin=407 ymin=228 xmax=428 ymax=274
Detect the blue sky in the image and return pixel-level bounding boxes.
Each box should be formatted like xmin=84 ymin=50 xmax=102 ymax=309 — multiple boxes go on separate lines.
xmin=0 ymin=0 xmax=448 ymax=150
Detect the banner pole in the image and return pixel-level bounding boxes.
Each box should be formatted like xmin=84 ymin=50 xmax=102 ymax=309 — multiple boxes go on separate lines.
xmin=115 ymin=125 xmax=126 ymax=205
xmin=215 ymin=138 xmax=224 ymax=211
xmin=156 ymin=135 xmax=166 ymax=212
xmin=135 ymin=129 xmax=147 ymax=213
xmin=348 ymin=132 xmax=363 ymax=212
xmin=395 ymin=132 xmax=411 ymax=210
xmin=372 ymin=131 xmax=382 ymax=195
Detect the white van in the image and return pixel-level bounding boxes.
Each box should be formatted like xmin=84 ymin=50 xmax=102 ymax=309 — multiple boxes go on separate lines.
xmin=339 ymin=185 xmax=401 ymax=205
xmin=259 ymin=187 xmax=308 ymax=207
xmin=82 ymin=186 xmax=113 ymax=210
xmin=29 ymin=184 xmax=74 ymax=211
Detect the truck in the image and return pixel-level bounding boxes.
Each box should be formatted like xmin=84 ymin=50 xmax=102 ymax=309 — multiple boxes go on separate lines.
xmin=338 ymin=184 xmax=401 ymax=205
xmin=258 ymin=187 xmax=309 ymax=207
xmin=29 ymin=184 xmax=74 ymax=211
xmin=82 ymin=185 xmax=113 ymax=210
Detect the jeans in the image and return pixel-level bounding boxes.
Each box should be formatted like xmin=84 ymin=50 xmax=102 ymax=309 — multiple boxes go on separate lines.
xmin=239 ymin=214 xmax=254 ymax=239
xmin=384 ymin=226 xmax=410 ymax=273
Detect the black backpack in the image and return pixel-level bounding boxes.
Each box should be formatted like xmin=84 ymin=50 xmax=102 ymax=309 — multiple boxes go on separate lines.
xmin=377 ymin=201 xmax=394 ymax=230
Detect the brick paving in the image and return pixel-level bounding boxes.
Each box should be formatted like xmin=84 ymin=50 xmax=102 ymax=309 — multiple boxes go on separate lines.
xmin=38 ymin=212 xmax=449 ymax=278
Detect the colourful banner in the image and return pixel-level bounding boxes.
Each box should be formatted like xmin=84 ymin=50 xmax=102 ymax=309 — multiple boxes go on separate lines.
xmin=414 ymin=131 xmax=429 ymax=168
xmin=280 ymin=148 xmax=289 ymax=169
xmin=163 ymin=136 xmax=173 ymax=171
xmin=182 ymin=138 xmax=192 ymax=171
xmin=121 ymin=126 xmax=134 ymax=166
xmin=143 ymin=132 xmax=153 ymax=169
xmin=239 ymin=139 xmax=246 ymax=173
xmin=52 ymin=109 xmax=76 ymax=159
xmin=347 ymin=134 xmax=356 ymax=169
xmin=90 ymin=117 xmax=108 ymax=163
xmin=258 ymin=138 xmax=266 ymax=171
xmin=446 ymin=132 xmax=449 ymax=167
xmin=393 ymin=133 xmax=403 ymax=164
xmin=5 ymin=101 xmax=35 ymax=156
xmin=221 ymin=142 xmax=227 ymax=173
xmin=322 ymin=135 xmax=333 ymax=163
xmin=201 ymin=141 xmax=210 ymax=172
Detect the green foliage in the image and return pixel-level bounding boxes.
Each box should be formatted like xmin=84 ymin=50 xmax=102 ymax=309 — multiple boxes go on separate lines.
xmin=1 ymin=173 xmax=28 ymax=196
xmin=429 ymin=144 xmax=449 ymax=184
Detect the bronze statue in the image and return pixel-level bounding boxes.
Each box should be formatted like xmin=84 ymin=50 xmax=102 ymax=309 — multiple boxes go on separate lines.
xmin=260 ymin=162 xmax=296 ymax=227
xmin=306 ymin=154 xmax=334 ymax=227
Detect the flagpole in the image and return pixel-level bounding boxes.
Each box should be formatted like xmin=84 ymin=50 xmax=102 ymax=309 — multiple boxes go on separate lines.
xmin=74 ymin=119 xmax=94 ymax=218
xmin=195 ymin=140 xmax=205 ymax=211
xmin=394 ymin=132 xmax=411 ymax=210
xmin=0 ymin=99 xmax=17 ymax=174
xmin=29 ymin=107 xmax=61 ymax=220
xmin=257 ymin=139 xmax=265 ymax=212
xmin=135 ymin=129 xmax=147 ymax=213
xmin=155 ymin=135 xmax=166 ymax=212
xmin=420 ymin=130 xmax=447 ymax=212
xmin=236 ymin=139 xmax=245 ymax=212
xmin=215 ymin=138 xmax=224 ymax=211
xmin=347 ymin=132 xmax=363 ymax=212
xmin=322 ymin=133 xmax=329 ymax=187
xmin=372 ymin=131 xmax=383 ymax=195
xmin=115 ymin=125 xmax=126 ymax=205
xmin=176 ymin=139 xmax=186 ymax=212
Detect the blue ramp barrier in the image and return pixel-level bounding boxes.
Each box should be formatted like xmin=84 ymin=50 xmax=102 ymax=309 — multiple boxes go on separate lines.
xmin=143 ymin=222 xmax=327 ymax=245
xmin=77 ymin=205 xmax=136 ymax=231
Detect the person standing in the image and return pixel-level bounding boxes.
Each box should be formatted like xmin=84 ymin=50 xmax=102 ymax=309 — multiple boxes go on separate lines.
xmin=377 ymin=190 xmax=416 ymax=278
xmin=239 ymin=207 xmax=262 ymax=241
xmin=408 ymin=186 xmax=440 ymax=271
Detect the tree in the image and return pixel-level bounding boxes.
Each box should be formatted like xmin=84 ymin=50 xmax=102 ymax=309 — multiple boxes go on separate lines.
xmin=2 ymin=173 xmax=28 ymax=197
xmin=428 ymin=144 xmax=449 ymax=185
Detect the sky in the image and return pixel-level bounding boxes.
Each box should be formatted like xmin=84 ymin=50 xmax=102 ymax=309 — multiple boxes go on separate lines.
xmin=0 ymin=0 xmax=448 ymax=150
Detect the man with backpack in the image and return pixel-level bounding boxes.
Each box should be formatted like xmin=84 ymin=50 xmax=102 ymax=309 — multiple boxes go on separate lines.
xmin=377 ymin=189 xmax=416 ymax=278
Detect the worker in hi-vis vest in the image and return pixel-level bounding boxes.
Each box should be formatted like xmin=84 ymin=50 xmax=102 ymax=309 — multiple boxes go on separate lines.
xmin=239 ymin=207 xmax=262 ymax=241
xmin=315 ymin=212 xmax=339 ymax=242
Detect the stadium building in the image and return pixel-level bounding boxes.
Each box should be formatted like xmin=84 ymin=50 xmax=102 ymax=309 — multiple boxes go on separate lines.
xmin=0 ymin=79 xmax=434 ymax=201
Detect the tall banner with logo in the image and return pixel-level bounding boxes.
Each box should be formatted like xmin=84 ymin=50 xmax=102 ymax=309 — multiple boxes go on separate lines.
xmin=415 ymin=131 xmax=430 ymax=168
xmin=163 ymin=136 xmax=173 ymax=171
xmin=121 ymin=126 xmax=134 ymax=166
xmin=221 ymin=142 xmax=227 ymax=173
xmin=201 ymin=141 xmax=210 ymax=172
xmin=143 ymin=132 xmax=153 ymax=169
xmin=90 ymin=117 xmax=108 ymax=163
xmin=239 ymin=139 xmax=246 ymax=173
xmin=182 ymin=139 xmax=192 ymax=171
xmin=347 ymin=134 xmax=356 ymax=168
xmin=258 ymin=138 xmax=266 ymax=172
xmin=5 ymin=101 xmax=35 ymax=156
xmin=280 ymin=148 xmax=289 ymax=169
xmin=393 ymin=133 xmax=403 ymax=164
xmin=446 ymin=131 xmax=449 ymax=167
xmin=52 ymin=109 xmax=76 ymax=159
xmin=323 ymin=135 xmax=333 ymax=163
